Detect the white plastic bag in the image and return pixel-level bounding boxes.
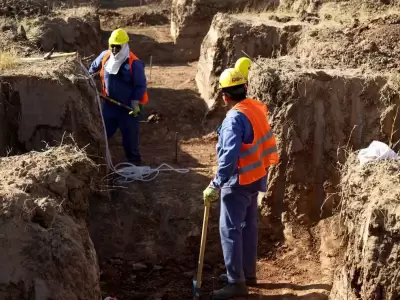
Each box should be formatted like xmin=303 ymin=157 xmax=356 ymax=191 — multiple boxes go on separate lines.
xmin=358 ymin=141 xmax=398 ymax=165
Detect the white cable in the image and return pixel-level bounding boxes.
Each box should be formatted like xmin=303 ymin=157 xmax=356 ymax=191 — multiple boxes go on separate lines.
xmin=80 ymin=61 xmax=189 ymax=182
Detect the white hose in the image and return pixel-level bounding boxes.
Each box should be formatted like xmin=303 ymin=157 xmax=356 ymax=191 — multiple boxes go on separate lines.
xmin=80 ymin=61 xmax=189 ymax=182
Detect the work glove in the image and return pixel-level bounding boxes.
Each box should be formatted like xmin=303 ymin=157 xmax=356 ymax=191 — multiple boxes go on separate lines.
xmin=130 ymin=100 xmax=140 ymax=116
xmin=203 ymin=183 xmax=219 ymax=206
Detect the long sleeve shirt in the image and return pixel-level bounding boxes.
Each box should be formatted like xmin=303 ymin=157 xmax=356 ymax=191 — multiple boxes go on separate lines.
xmin=211 ymin=109 xmax=267 ymax=192
xmin=89 ymin=50 xmax=147 ymax=113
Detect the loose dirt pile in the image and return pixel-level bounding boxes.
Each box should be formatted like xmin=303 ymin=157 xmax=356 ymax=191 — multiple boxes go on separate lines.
xmin=171 ymin=0 xmax=279 ymax=60
xmin=100 ymin=4 xmax=169 ymax=28
xmin=0 ymin=6 xmax=101 ymax=56
xmin=0 ymin=0 xmax=98 ymax=17
xmin=292 ymin=14 xmax=400 ymax=71
xmin=0 ymin=145 xmax=100 ymax=300
xmin=196 ymin=13 xmax=303 ymax=110
xmin=0 ymin=58 xmax=104 ymax=157
xmin=330 ymin=154 xmax=400 ymax=300
xmin=281 ymin=0 xmax=400 ymax=15
xmin=247 ymin=58 xmax=400 ymax=229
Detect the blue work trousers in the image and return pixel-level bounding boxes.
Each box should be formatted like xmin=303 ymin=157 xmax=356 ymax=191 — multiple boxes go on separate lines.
xmin=220 ymin=186 xmax=259 ymax=284
xmin=103 ymin=110 xmax=141 ymax=163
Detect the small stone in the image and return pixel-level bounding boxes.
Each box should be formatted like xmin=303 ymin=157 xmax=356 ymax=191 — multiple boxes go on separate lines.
xmin=178 ymin=265 xmax=187 ymax=272
xmin=108 ymin=258 xmax=123 ymax=265
xmin=154 ymin=265 xmax=163 ymax=270
xmin=183 ymin=271 xmax=195 ymax=278
xmin=132 ymin=263 xmax=147 ymax=271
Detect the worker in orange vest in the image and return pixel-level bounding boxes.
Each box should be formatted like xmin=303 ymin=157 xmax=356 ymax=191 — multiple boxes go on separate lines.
xmin=203 ymin=68 xmax=279 ymax=299
xmin=89 ymin=28 xmax=148 ymax=165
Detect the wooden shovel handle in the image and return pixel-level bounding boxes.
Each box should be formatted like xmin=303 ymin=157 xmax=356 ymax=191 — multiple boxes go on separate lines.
xmin=195 ymin=204 xmax=211 ymax=289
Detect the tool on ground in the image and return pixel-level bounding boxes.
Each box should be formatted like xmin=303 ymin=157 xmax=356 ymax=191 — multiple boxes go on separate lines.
xmin=44 ymin=47 xmax=55 ymax=60
xmin=42 ymin=50 xmax=77 ymax=60
xmin=100 ymin=95 xmax=138 ymax=116
xmin=20 ymin=51 xmax=77 ymax=63
xmin=193 ymin=203 xmax=211 ymax=299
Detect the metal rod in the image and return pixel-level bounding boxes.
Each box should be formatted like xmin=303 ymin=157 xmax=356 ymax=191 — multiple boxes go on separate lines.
xmin=174 ymin=132 xmax=178 ymax=163
xmin=149 ymin=55 xmax=153 ymax=82
xmin=241 ymin=50 xmax=262 ymax=67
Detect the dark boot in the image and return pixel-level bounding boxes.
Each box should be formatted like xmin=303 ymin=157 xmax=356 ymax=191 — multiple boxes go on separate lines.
xmin=212 ymin=283 xmax=248 ymax=299
xmin=219 ymin=274 xmax=257 ymax=286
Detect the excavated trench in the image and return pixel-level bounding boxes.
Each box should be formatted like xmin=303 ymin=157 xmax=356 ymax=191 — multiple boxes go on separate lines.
xmin=0 ymin=58 xmax=105 ymax=299
xmin=1 ymin=1 xmax=400 ymax=299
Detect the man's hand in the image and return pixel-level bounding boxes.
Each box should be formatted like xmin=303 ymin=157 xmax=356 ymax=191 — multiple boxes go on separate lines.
xmin=203 ymin=185 xmax=219 ymax=206
xmin=130 ymin=100 xmax=140 ymax=116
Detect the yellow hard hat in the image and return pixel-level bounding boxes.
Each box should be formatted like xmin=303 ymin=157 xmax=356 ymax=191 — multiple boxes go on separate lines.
xmin=109 ymin=28 xmax=129 ymax=45
xmin=219 ymin=68 xmax=247 ymax=89
xmin=234 ymin=57 xmax=252 ymax=80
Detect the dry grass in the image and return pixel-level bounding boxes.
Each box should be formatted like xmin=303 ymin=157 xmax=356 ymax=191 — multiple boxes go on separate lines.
xmin=0 ymin=51 xmax=19 ymax=70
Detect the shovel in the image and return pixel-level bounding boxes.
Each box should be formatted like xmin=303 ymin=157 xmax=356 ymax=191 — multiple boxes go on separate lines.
xmin=19 ymin=49 xmax=77 ymax=62
xmin=193 ymin=203 xmax=211 ymax=299
xmin=100 ymin=94 xmax=138 ymax=116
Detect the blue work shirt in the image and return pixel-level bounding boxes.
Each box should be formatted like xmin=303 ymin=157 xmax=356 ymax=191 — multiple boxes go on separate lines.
xmin=89 ymin=50 xmax=147 ymax=115
xmin=212 ymin=109 xmax=267 ymax=192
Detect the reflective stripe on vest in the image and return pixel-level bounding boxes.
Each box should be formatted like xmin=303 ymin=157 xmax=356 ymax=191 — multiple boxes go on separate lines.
xmin=100 ymin=50 xmax=149 ymax=105
xmin=238 ymin=145 xmax=278 ymax=175
xmin=234 ymin=98 xmax=279 ymax=185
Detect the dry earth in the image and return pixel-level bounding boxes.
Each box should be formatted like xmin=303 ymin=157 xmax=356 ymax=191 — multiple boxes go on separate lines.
xmin=0 ymin=0 xmax=399 ymax=299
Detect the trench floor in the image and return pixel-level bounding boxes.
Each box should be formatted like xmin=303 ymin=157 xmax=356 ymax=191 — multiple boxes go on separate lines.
xmin=89 ymin=3 xmax=332 ymax=299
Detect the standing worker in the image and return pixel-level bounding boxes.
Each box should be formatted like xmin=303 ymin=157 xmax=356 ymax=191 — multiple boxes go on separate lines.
xmin=89 ymin=28 xmax=148 ymax=165
xmin=235 ymin=57 xmax=252 ymax=82
xmin=203 ymin=68 xmax=279 ymax=299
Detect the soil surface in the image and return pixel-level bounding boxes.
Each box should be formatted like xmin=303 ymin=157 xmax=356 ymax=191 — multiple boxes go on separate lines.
xmin=88 ymin=2 xmax=332 ymax=299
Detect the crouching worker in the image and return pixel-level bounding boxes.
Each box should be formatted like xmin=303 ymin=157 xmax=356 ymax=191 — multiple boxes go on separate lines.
xmin=89 ymin=28 xmax=148 ymax=165
xmin=203 ymin=69 xmax=279 ymax=299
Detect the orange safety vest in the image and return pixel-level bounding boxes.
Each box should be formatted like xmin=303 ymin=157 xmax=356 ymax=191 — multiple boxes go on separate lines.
xmin=99 ymin=51 xmax=149 ymax=105
xmin=233 ymin=98 xmax=279 ymax=185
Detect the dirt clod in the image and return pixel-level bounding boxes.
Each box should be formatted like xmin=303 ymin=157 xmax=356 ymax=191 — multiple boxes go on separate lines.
xmin=330 ymin=154 xmax=400 ymax=300
xmin=0 ymin=145 xmax=100 ymax=300
xmin=0 ymin=58 xmax=104 ymax=157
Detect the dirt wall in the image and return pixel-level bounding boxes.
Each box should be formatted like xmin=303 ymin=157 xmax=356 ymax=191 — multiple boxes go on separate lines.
xmin=248 ymin=59 xmax=400 ymax=230
xmin=196 ymin=13 xmax=303 ymax=110
xmin=291 ymin=14 xmax=400 ymax=71
xmin=0 ymin=145 xmax=101 ymax=300
xmin=0 ymin=58 xmax=104 ymax=157
xmin=280 ymin=0 xmax=400 ymax=13
xmin=171 ymin=0 xmax=279 ymax=60
xmin=329 ymin=155 xmax=400 ymax=300
xmin=0 ymin=0 xmax=98 ymax=17
xmin=0 ymin=6 xmax=101 ymax=57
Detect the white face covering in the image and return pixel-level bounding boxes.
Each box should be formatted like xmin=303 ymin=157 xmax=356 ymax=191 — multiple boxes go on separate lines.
xmin=104 ymin=43 xmax=130 ymax=75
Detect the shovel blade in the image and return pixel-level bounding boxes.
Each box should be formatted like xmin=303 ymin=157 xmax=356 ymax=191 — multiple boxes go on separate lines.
xmin=193 ymin=279 xmax=200 ymax=298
